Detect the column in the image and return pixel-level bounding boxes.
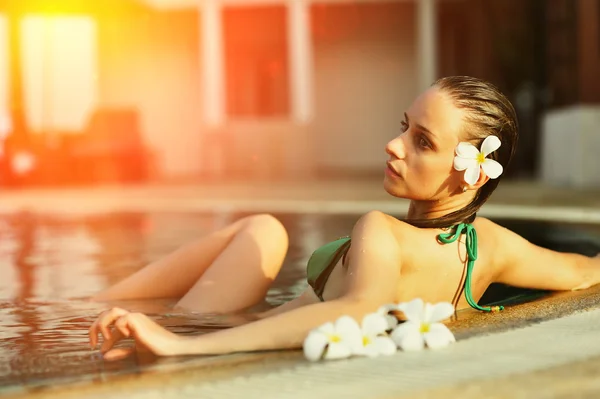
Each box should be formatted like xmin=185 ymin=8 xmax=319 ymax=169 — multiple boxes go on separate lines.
xmin=200 ymin=0 xmax=225 ymax=127
xmin=417 ymin=0 xmax=437 ymax=91
xmin=287 ymin=0 xmax=313 ymax=124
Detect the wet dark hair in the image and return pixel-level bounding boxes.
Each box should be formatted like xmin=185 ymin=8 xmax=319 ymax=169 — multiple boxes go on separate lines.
xmin=406 ymin=76 xmax=519 ymax=229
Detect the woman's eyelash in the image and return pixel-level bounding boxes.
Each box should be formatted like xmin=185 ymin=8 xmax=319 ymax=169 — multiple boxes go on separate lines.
xmin=418 ymin=135 xmax=431 ymax=149
xmin=401 ymin=121 xmax=431 ymax=149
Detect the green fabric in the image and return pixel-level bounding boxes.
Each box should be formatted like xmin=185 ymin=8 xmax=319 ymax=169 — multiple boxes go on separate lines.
xmin=306 ymin=237 xmax=351 ymax=299
xmin=437 ymin=223 xmax=503 ymax=313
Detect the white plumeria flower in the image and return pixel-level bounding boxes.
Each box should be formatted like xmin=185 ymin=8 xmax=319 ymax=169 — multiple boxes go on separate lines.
xmin=357 ymin=313 xmax=397 ymax=357
xmin=391 ymin=298 xmax=456 ymax=351
xmin=453 ymin=135 xmax=503 ymax=186
xmin=377 ymin=303 xmax=400 ymax=331
xmin=303 ymin=316 xmax=362 ymax=361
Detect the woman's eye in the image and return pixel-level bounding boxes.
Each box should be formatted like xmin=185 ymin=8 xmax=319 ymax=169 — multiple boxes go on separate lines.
xmin=401 ymin=121 xmax=409 ymax=132
xmin=418 ymin=136 xmax=431 ymax=149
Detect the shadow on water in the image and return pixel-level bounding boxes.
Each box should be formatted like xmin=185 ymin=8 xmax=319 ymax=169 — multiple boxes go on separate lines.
xmin=0 ymin=211 xmax=599 ymax=392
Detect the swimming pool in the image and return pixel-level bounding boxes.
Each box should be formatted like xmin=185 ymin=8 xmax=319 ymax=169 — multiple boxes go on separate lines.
xmin=1 ymin=211 xmax=600 ymax=393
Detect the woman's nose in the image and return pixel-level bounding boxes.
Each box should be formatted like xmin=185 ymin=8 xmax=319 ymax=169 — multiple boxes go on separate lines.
xmin=385 ymin=135 xmax=406 ymax=159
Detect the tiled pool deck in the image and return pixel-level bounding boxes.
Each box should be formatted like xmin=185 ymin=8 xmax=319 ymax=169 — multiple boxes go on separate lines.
xmin=3 ymin=178 xmax=600 ymax=398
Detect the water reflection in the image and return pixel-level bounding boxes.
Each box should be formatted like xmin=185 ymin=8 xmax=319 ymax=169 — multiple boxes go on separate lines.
xmin=0 ymin=211 xmax=351 ymax=391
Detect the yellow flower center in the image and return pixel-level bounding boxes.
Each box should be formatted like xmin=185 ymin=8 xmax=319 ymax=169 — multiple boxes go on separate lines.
xmin=476 ymin=153 xmax=486 ymax=164
xmin=420 ymin=323 xmax=430 ymax=333
xmin=329 ymin=334 xmax=342 ymax=343
xmin=363 ymin=336 xmax=371 ymax=346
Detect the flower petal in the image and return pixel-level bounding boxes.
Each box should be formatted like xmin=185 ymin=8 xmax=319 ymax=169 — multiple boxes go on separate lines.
xmin=455 ymin=142 xmax=479 ymax=158
xmin=303 ymin=331 xmax=328 ymax=361
xmin=324 ymin=341 xmax=353 ymax=360
xmin=481 ymin=159 xmax=503 ymax=179
xmin=453 ymin=156 xmax=478 ymax=172
xmin=362 ymin=313 xmax=389 ymax=336
xmin=378 ymin=304 xmax=400 ymax=330
xmin=390 ymin=320 xmax=416 ymax=344
xmin=367 ymin=336 xmax=397 ymax=357
xmin=315 ymin=322 xmax=335 ymax=335
xmin=334 ymin=316 xmax=363 ymax=352
xmin=397 ymin=298 xmax=424 ymax=322
xmin=423 ymin=323 xmax=456 ymax=350
xmin=480 ymin=135 xmax=501 ymax=156
xmin=390 ymin=320 xmax=425 ymax=352
xmin=395 ymin=326 xmax=425 ymax=352
xmin=384 ymin=314 xmax=399 ymax=330
xmin=377 ymin=303 xmax=398 ymax=314
xmin=463 ymin=165 xmax=481 ymax=186
xmin=427 ymin=302 xmax=455 ymax=323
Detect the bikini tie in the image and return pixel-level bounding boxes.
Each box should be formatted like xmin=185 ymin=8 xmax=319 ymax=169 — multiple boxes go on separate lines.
xmin=437 ymin=223 xmax=503 ymax=313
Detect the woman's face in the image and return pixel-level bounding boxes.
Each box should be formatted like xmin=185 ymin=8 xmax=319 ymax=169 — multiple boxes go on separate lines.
xmin=384 ymin=86 xmax=467 ymax=200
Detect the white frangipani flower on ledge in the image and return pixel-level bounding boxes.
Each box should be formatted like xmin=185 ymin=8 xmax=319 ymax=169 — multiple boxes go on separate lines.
xmin=391 ymin=298 xmax=456 ymax=351
xmin=356 ymin=313 xmax=397 ymax=358
xmin=453 ymin=135 xmax=503 ymax=185
xmin=377 ymin=303 xmax=400 ymax=331
xmin=303 ymin=299 xmax=456 ymax=361
xmin=303 ymin=316 xmax=362 ymax=361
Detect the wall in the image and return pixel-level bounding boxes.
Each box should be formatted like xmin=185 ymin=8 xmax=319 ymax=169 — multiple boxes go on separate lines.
xmin=311 ymin=2 xmax=417 ymax=175
xmin=96 ymin=2 xmax=421 ymax=180
xmin=97 ymin=10 xmax=202 ymax=178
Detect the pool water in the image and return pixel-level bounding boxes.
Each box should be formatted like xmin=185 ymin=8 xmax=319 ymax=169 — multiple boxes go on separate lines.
xmin=1 ymin=211 xmax=600 ymax=392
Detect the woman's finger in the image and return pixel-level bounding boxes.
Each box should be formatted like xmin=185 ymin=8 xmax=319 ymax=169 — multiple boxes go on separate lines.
xmin=99 ymin=308 xmax=129 ymax=341
xmin=89 ymin=307 xmax=129 ymax=348
xmin=103 ymin=347 xmax=136 ymax=361
xmin=115 ymin=316 xmax=132 ymax=338
xmin=100 ymin=328 xmax=127 ymax=353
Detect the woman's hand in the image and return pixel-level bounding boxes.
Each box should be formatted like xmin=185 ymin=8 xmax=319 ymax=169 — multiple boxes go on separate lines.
xmin=89 ymin=307 xmax=186 ymax=361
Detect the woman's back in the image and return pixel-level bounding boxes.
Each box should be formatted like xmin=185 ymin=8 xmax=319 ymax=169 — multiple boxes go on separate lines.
xmin=391 ymin=217 xmax=500 ymax=310
xmin=318 ymin=216 xmax=501 ymax=310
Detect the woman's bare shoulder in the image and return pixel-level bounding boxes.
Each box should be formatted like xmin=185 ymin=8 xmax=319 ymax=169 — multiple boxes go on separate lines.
xmin=474 ymin=217 xmax=517 ymax=238
xmin=353 ymin=211 xmax=415 ymax=242
xmin=355 ymin=211 xmax=414 ymax=228
xmin=473 ymin=217 xmax=525 ymax=256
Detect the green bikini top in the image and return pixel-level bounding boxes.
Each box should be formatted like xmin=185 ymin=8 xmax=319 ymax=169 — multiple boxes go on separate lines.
xmin=438 ymin=223 xmax=503 ymax=313
xmin=307 ymin=222 xmax=503 ymax=313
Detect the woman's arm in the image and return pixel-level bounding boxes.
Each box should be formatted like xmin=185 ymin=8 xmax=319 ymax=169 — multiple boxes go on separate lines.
xmin=255 ymin=287 xmax=321 ymax=320
xmin=91 ymin=211 xmax=403 ymax=358
xmin=182 ymin=297 xmax=374 ymax=354
xmin=494 ymin=224 xmax=600 ymax=291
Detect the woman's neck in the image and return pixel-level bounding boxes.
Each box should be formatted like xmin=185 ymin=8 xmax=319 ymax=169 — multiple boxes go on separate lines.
xmin=406 ymin=195 xmax=474 ymax=222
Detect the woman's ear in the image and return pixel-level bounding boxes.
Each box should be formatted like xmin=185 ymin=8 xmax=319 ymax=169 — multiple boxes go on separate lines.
xmin=464 ymin=170 xmax=490 ymax=192
xmin=474 ymin=170 xmax=490 ymax=189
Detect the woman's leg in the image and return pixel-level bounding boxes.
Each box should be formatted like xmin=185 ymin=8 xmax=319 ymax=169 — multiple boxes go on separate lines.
xmin=92 ymin=214 xmax=289 ymax=314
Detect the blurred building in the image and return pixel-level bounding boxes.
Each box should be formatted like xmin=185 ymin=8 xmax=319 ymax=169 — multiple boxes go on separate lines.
xmin=0 ymin=0 xmax=597 ymax=186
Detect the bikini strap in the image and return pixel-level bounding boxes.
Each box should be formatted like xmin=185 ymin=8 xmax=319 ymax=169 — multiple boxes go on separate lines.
xmin=437 ymin=223 xmax=503 ymax=313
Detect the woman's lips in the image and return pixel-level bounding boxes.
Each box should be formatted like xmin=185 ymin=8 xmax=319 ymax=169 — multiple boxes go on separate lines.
xmin=385 ymin=162 xmax=402 ymax=178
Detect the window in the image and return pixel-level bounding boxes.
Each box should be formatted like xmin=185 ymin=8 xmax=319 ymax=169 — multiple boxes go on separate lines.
xmin=0 ymin=15 xmax=9 ymax=136
xmin=223 ymin=6 xmax=289 ymax=118
xmin=22 ymin=16 xmax=97 ymax=132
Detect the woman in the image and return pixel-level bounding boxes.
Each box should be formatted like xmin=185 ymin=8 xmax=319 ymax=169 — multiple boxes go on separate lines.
xmin=89 ymin=76 xmax=600 ymax=360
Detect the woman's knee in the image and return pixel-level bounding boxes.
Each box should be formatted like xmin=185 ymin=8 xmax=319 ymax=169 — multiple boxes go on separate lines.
xmin=243 ymin=214 xmax=289 ymax=244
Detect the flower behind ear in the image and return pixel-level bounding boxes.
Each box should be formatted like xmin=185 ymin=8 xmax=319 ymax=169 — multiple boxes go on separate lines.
xmin=454 ymin=135 xmax=503 ymax=185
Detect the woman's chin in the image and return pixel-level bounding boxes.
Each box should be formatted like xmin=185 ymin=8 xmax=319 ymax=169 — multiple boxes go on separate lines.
xmin=382 ymin=177 xmax=408 ymax=198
